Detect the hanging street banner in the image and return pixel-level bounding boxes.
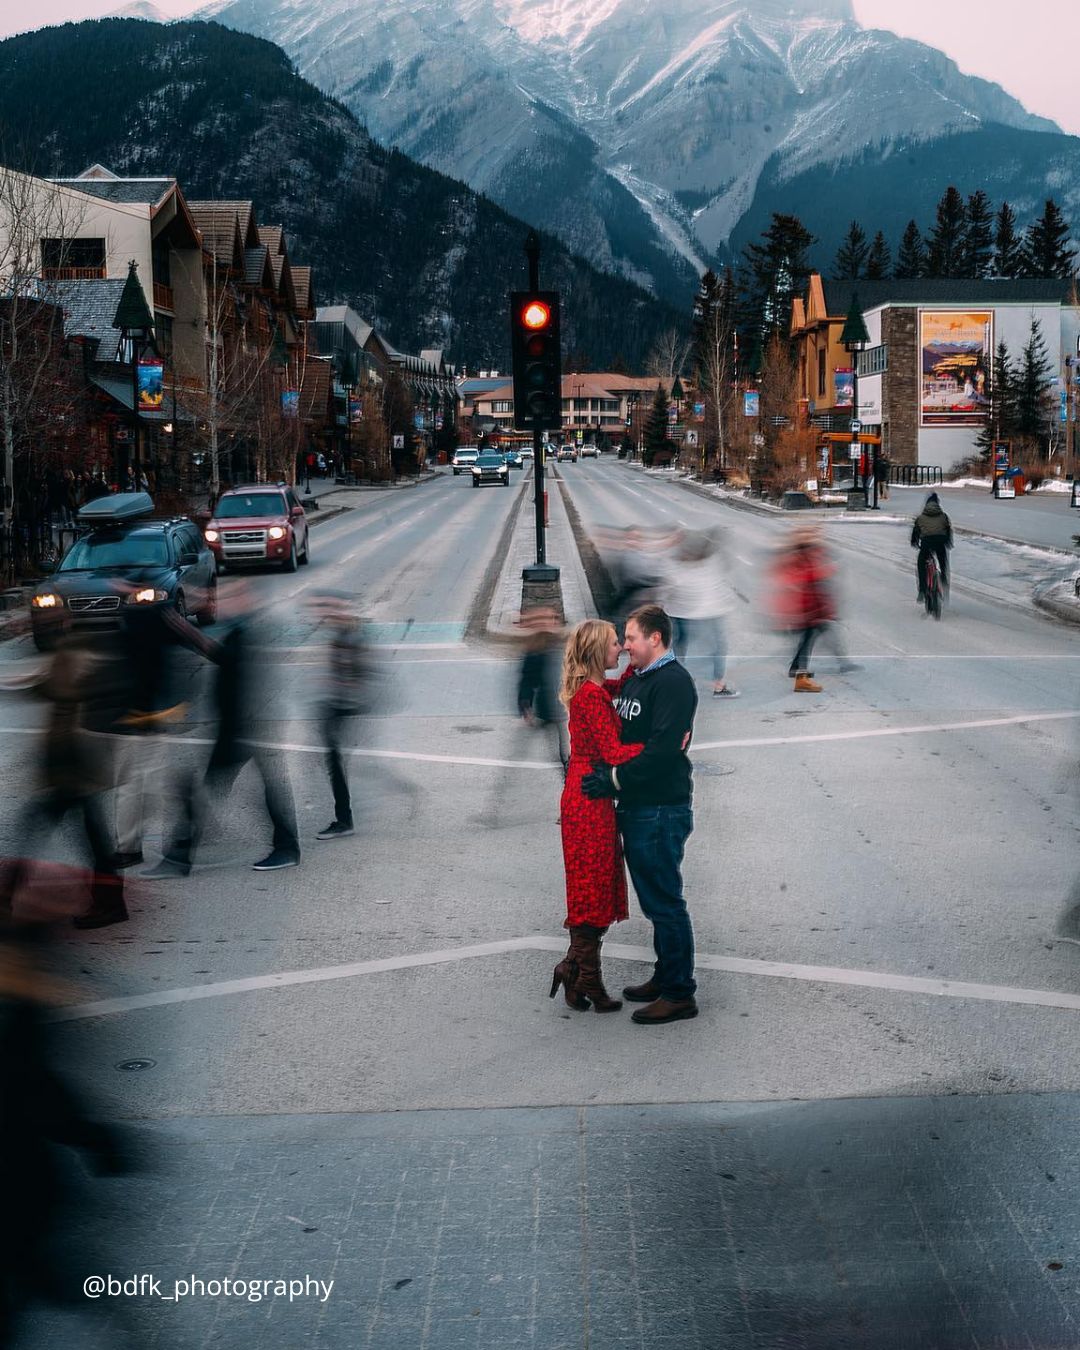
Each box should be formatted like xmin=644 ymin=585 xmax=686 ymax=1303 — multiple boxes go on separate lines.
xmin=281 ymin=389 xmax=299 ymax=418
xmin=137 ymin=359 xmax=164 ymax=413
xmin=743 ymin=391 xmax=760 ymax=417
xmin=348 ymin=398 xmax=363 ymax=425
xmin=920 ymin=311 xmax=992 ymax=425
xmin=693 ymin=402 xmax=705 ymax=418
xmin=833 ymin=368 xmax=853 ymax=408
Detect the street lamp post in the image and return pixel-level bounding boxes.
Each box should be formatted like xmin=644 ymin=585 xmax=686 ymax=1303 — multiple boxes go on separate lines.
xmin=840 ymin=291 xmax=871 ymax=507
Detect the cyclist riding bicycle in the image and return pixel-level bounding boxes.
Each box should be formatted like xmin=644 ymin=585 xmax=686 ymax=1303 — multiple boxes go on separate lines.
xmin=910 ymin=491 xmax=953 ymax=603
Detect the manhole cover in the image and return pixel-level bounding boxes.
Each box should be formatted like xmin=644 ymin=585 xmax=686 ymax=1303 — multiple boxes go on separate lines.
xmin=696 ymin=762 xmax=736 ymax=777
xmin=116 ymin=1059 xmax=156 ymax=1072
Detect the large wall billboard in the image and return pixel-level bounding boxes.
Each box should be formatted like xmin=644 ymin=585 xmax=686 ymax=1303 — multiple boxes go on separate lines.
xmin=920 ymin=311 xmax=992 ymax=425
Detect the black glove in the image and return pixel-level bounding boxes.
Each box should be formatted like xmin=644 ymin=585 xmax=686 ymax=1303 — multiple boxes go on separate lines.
xmin=581 ymin=765 xmax=616 ymax=799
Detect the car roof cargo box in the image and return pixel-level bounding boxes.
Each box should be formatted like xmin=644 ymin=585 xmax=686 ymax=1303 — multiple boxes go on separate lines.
xmin=76 ymin=492 xmax=155 ymax=525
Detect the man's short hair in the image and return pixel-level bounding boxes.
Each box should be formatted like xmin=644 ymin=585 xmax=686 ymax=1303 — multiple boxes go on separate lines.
xmin=626 ymin=603 xmax=671 ymax=647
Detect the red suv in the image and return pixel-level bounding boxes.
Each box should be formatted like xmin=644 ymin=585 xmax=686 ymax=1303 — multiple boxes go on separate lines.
xmin=203 ymin=484 xmax=310 ymax=573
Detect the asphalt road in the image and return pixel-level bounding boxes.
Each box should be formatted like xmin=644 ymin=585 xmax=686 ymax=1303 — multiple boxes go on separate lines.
xmin=6 ymin=460 xmax=1080 ymax=1349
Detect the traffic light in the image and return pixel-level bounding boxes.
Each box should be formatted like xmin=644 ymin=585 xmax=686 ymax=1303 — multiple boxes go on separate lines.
xmin=510 ymin=291 xmax=561 ymax=432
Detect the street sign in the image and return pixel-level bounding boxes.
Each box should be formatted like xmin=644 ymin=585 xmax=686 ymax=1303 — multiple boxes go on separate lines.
xmin=684 ymin=430 xmax=699 ymax=447
xmin=848 ymin=444 xmax=860 ymax=460
xmin=805 ymin=479 xmax=818 ymax=492
xmin=392 ymin=434 xmax=404 ymax=449
xmin=850 ymin=420 xmax=862 ymax=434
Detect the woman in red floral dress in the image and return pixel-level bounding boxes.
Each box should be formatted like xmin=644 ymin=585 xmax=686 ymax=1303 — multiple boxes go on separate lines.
xmin=550 ymin=620 xmax=644 ymax=1013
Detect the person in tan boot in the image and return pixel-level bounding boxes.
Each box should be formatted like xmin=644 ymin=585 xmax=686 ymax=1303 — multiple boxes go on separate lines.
xmin=769 ymin=525 xmax=834 ymax=694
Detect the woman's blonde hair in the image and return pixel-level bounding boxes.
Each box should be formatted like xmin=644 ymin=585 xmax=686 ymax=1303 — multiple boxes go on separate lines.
xmin=559 ymin=619 xmax=616 ymax=707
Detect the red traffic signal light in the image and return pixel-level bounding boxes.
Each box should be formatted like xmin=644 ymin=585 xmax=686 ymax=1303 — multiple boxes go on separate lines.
xmin=510 ymin=291 xmax=562 ymax=432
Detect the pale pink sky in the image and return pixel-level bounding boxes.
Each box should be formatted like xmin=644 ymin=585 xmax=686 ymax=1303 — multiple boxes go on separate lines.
xmin=0 ymin=0 xmax=1076 ymax=137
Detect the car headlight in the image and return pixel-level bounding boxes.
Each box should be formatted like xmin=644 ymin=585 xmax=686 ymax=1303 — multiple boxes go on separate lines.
xmin=32 ymin=592 xmax=61 ymax=609
xmin=127 ymin=588 xmax=168 ymax=605
xmin=471 ymin=466 xmax=481 ymax=475
xmin=204 ymin=528 xmax=219 ymax=543
xmin=268 ymin=526 xmax=286 ymax=540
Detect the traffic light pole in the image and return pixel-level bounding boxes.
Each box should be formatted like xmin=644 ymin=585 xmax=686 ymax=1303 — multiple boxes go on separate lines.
xmin=520 ymin=232 xmax=559 ymax=585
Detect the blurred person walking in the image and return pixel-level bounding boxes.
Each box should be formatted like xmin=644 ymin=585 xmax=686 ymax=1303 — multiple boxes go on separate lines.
xmin=582 ymin=605 xmax=700 ymax=1025
xmin=0 ymin=624 xmax=128 ymax=929
xmin=551 ymin=620 xmax=643 ymax=1014
xmin=312 ymin=592 xmax=370 ymax=840
xmin=663 ymin=528 xmax=739 ymax=697
xmin=516 ymin=604 xmax=569 ymax=776
xmin=768 ymin=525 xmax=837 ymax=693
xmin=144 ymin=580 xmax=300 ymax=876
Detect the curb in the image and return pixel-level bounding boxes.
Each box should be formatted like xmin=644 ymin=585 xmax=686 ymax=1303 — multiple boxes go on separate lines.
xmin=1033 ymin=576 xmax=1080 ymax=627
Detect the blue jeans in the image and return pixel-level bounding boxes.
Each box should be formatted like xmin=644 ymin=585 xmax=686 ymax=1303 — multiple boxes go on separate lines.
xmin=672 ymin=616 xmax=727 ymax=684
xmin=618 ymin=804 xmax=696 ymax=1001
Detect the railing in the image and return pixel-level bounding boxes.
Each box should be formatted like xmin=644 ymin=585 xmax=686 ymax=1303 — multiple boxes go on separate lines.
xmin=153 ymin=282 xmax=174 ymax=311
xmin=890 ymin=464 xmax=943 ymax=486
xmin=41 ymin=266 xmax=106 ymax=281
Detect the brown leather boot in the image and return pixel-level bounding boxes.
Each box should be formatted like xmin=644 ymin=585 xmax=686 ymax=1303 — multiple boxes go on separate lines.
xmin=549 ymin=929 xmax=591 ymax=1011
xmin=574 ymin=926 xmax=622 ymax=1013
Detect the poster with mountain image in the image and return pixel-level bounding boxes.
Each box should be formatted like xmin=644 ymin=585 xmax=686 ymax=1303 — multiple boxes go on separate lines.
xmin=920 ymin=311 xmax=992 ymax=425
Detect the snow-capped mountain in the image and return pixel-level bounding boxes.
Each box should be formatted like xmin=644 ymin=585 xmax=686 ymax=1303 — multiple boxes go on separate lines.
xmin=201 ymin=0 xmax=1067 ymax=298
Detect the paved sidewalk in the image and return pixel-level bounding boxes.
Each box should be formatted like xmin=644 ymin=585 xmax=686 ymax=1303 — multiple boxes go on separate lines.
xmin=22 ymin=1093 xmax=1080 ymax=1349
xmin=486 ymin=467 xmax=596 ymax=636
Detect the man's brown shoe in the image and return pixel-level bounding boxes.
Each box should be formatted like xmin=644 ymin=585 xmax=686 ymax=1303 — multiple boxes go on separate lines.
xmin=631 ymin=997 xmax=698 ymax=1025
xmin=622 ymin=979 xmax=661 ymax=1003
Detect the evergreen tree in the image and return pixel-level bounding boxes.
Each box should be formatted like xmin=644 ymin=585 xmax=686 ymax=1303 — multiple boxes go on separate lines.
xmin=925 ymin=186 xmax=967 ymax=278
xmin=976 ymin=339 xmax=1017 ymax=458
xmin=832 ymin=220 xmax=869 ymax=280
xmin=642 ymin=383 xmax=670 ymax=468
xmin=865 ymin=231 xmax=891 ymax=280
xmin=1015 ymin=317 xmax=1054 ymax=443
xmin=1022 ymin=198 xmax=1077 ymax=279
xmin=962 ymin=190 xmax=994 ymax=279
xmin=895 ymin=220 xmax=926 ymax=278
xmin=741 ymin=212 xmax=816 ymax=338
xmin=993 ymin=202 xmax=1025 ymax=278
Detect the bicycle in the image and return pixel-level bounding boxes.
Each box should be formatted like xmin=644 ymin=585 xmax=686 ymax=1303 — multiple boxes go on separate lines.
xmin=922 ymin=550 xmax=943 ymax=620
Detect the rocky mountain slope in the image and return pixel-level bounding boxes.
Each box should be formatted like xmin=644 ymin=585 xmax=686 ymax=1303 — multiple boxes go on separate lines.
xmin=202 ymin=0 xmax=1076 ymax=298
xmin=0 ymin=18 xmax=683 ymax=368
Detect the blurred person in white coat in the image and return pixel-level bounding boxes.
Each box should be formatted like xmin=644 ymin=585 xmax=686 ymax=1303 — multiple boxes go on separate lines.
xmin=662 ymin=529 xmax=739 ymax=698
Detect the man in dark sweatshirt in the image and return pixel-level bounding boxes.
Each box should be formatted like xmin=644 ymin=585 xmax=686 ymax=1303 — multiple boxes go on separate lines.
xmin=583 ymin=604 xmax=699 ymax=1024
xmin=911 ymin=491 xmax=953 ymax=600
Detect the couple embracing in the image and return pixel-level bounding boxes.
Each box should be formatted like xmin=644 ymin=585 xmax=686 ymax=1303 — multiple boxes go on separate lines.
xmin=550 ymin=605 xmax=699 ymax=1026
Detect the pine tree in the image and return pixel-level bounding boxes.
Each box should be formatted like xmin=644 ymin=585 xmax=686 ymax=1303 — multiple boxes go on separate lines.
xmin=993 ymin=202 xmax=1025 ymax=278
xmin=962 ymin=190 xmax=994 ymax=279
xmin=1015 ymin=317 xmax=1054 ymax=443
xmin=895 ymin=220 xmax=926 ymax=278
xmin=832 ymin=221 xmax=869 ymax=280
xmin=741 ymin=213 xmax=816 ymax=337
xmin=865 ymin=231 xmax=891 ymax=280
xmin=642 ymin=383 xmax=670 ymax=467
xmin=1022 ymin=199 xmax=1077 ymax=279
xmin=976 ymin=340 xmax=1017 ymax=458
xmin=925 ymin=186 xmax=967 ymax=278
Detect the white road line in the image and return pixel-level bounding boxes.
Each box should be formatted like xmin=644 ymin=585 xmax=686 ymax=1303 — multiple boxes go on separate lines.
xmin=692 ymin=709 xmax=1080 ymax=753
xmin=53 ymin=933 xmax=1080 ymax=1023
xmin=0 ymin=709 xmax=1074 ymax=766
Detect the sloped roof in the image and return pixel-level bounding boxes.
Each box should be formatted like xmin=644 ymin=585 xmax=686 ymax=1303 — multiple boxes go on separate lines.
xmin=291 ymin=265 xmax=313 ymax=315
xmin=315 ymin=305 xmax=374 ymax=350
xmin=243 ymin=244 xmax=273 ymax=289
xmin=187 ymin=201 xmax=251 ymax=268
xmin=299 ymin=357 xmax=333 ymax=420
xmin=51 ymin=175 xmax=174 ymax=206
xmin=54 ymin=278 xmax=129 ymax=360
xmin=258 ymin=224 xmax=286 ymax=256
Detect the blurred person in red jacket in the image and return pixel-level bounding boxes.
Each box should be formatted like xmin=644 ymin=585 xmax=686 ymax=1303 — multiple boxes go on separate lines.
xmin=767 ymin=524 xmax=837 ymax=694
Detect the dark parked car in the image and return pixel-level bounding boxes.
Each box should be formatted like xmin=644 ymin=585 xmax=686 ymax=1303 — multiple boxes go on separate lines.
xmin=30 ymin=492 xmax=216 ymax=650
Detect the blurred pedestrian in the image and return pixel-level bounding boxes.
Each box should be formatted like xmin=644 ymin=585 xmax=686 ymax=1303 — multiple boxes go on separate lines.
xmin=144 ymin=580 xmax=300 ymax=876
xmin=582 ymin=605 xmax=700 ymax=1025
xmin=0 ymin=920 xmax=134 ymax=1344
xmin=767 ymin=524 xmax=835 ymax=693
xmin=0 ymin=625 xmax=127 ymax=929
xmin=312 ymin=592 xmax=370 ymax=840
xmin=516 ymin=604 xmax=569 ymax=775
xmin=663 ymin=528 xmax=739 ymax=697
xmin=551 ymin=620 xmax=643 ymax=1014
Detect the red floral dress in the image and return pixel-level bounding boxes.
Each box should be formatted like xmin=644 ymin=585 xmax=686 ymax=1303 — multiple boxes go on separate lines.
xmin=560 ymin=680 xmax=644 ymax=928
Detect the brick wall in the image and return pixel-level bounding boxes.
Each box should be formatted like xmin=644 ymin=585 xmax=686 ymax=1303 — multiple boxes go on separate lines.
xmin=882 ymin=308 xmax=917 ymax=465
